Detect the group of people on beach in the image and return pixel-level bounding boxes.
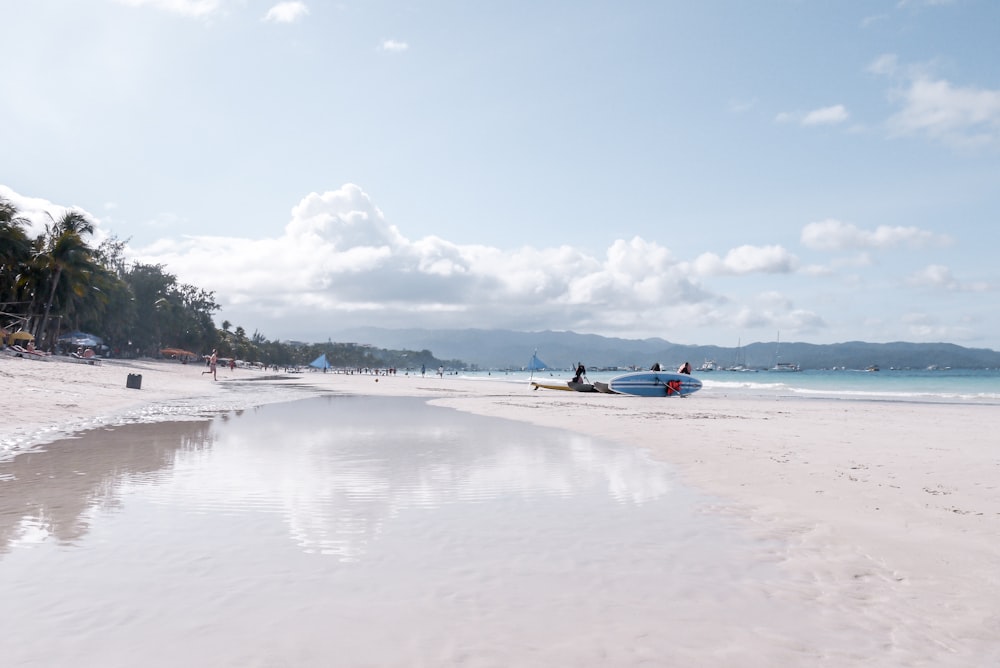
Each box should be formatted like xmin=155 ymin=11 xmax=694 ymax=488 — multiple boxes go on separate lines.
xmin=569 ymin=361 xmax=692 ymax=383
xmin=650 ymin=361 xmax=692 ymax=374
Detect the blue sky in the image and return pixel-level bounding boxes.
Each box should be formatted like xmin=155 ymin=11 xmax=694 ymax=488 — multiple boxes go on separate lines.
xmin=3 ymin=0 xmax=999 ymax=348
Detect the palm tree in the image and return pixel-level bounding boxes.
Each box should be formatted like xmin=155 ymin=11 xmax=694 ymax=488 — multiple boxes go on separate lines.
xmin=0 ymin=198 xmax=33 ymax=307
xmin=35 ymin=211 xmax=97 ymax=346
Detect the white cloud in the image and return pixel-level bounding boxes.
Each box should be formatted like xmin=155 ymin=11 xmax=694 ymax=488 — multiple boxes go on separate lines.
xmin=380 ymin=40 xmax=409 ymax=53
xmin=870 ymin=56 xmax=1000 ymax=148
xmin=113 ymin=0 xmax=227 ymax=18
xmin=738 ymin=292 xmax=825 ymax=333
xmin=906 ymin=265 xmax=991 ymax=292
xmin=887 ymin=76 xmax=1000 ymax=148
xmin=0 ymin=185 xmax=105 ymax=242
xmin=802 ymin=105 xmax=849 ymax=126
xmin=776 ymin=105 xmax=849 ymax=126
xmin=907 ymin=264 xmax=956 ymax=288
xmin=263 ymin=2 xmax=309 ymax=24
xmin=690 ymin=245 xmax=797 ymax=276
xmin=126 ymin=185 xmax=755 ymax=335
xmin=801 ymin=218 xmax=949 ymax=251
xmin=867 ymin=53 xmax=898 ymax=76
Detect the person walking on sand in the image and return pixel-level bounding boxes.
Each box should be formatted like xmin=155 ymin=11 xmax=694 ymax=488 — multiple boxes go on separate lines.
xmin=202 ymin=349 xmax=218 ymax=380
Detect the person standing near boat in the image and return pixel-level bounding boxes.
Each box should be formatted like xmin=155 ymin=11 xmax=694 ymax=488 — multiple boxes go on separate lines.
xmin=678 ymin=362 xmax=692 ymax=375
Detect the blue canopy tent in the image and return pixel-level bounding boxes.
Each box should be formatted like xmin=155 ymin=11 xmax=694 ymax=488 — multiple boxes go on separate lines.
xmin=309 ymin=353 xmax=330 ymax=370
xmin=57 ymin=330 xmax=104 ymax=348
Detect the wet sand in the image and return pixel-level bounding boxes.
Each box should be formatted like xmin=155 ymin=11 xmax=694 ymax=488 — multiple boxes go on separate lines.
xmin=2 ymin=354 xmax=999 ymax=665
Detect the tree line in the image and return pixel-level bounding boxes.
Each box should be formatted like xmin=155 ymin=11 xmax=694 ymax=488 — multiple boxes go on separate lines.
xmin=1 ymin=196 xmax=462 ymax=370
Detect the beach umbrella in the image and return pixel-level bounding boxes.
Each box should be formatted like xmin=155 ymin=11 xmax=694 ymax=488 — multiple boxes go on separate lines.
xmin=309 ymin=353 xmax=330 ymax=369
xmin=7 ymin=331 xmax=34 ymax=343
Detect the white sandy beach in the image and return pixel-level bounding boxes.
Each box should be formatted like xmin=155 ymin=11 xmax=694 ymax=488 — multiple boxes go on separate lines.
xmin=2 ymin=352 xmax=998 ymax=665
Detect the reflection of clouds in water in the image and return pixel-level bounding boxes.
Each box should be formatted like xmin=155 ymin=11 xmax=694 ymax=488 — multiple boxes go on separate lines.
xmin=146 ymin=397 xmax=674 ymax=560
xmin=567 ymin=436 xmax=673 ymax=505
xmin=9 ymin=515 xmax=51 ymax=548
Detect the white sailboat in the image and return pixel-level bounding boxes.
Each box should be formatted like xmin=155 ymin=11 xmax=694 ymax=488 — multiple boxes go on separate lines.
xmin=770 ymin=332 xmax=800 ymax=372
xmin=725 ymin=337 xmax=749 ymax=371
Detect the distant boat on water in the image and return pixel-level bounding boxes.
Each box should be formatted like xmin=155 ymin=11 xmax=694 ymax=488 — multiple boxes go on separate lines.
xmin=771 ymin=362 xmax=801 ymax=372
xmin=526 ymin=350 xmax=548 ymax=380
xmin=770 ymin=332 xmax=801 ymax=372
xmin=726 ymin=337 xmax=750 ymax=371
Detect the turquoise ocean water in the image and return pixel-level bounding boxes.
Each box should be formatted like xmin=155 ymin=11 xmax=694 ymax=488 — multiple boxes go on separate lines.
xmin=458 ymin=368 xmax=1000 ymax=405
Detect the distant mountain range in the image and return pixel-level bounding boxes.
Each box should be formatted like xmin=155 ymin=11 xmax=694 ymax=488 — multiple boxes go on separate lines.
xmin=326 ymin=327 xmax=1000 ymax=371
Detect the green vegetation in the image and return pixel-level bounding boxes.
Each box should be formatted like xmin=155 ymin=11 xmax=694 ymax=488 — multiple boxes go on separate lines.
xmin=0 ymin=196 xmax=462 ymax=370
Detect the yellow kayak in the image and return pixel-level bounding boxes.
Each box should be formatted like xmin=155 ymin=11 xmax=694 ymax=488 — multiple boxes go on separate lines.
xmin=531 ymin=381 xmax=573 ymax=391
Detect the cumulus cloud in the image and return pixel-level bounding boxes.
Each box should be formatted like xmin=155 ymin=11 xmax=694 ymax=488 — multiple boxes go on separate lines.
xmin=126 ymin=184 xmax=768 ymax=335
xmin=0 ymin=185 xmax=105 ymax=242
xmin=380 ymin=39 xmax=409 ymax=53
xmin=870 ymin=55 xmax=1000 ymax=148
xmin=263 ymin=1 xmax=309 ymax=24
xmin=801 ymin=218 xmax=950 ymax=251
xmin=690 ymin=245 xmax=797 ymax=276
xmin=887 ymin=76 xmax=1000 ymax=148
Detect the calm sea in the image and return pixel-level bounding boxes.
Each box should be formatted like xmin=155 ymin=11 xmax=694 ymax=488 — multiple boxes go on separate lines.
xmin=462 ymin=368 xmax=1000 ymax=405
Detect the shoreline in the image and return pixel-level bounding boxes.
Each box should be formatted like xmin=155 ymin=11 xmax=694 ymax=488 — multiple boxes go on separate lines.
xmin=3 ymin=353 xmax=998 ymax=662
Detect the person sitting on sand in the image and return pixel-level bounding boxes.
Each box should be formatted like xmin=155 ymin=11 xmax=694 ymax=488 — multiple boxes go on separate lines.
xmin=678 ymin=361 xmax=692 ymax=374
